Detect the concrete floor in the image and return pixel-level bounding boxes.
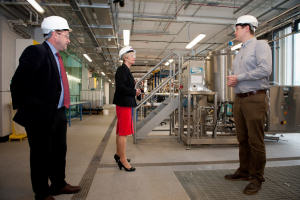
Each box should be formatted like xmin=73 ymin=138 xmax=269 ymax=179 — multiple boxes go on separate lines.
xmin=1 ymin=105 xmax=300 ymax=200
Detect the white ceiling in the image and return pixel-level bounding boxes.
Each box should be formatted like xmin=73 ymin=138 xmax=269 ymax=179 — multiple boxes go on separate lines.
xmin=118 ymin=0 xmax=299 ymax=67
xmin=0 ymin=0 xmax=299 ymax=79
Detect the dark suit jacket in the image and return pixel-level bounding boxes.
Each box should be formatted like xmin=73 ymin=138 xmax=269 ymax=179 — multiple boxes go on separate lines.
xmin=113 ymin=64 xmax=137 ymax=107
xmin=10 ymin=42 xmax=62 ymax=127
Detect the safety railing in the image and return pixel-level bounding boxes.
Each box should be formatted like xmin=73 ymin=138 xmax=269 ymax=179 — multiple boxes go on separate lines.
xmin=133 ymin=52 xmax=182 ymax=143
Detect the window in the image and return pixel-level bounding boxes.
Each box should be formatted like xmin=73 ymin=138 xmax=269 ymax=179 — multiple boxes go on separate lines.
xmin=273 ymin=22 xmax=300 ymax=86
xmin=294 ymin=22 xmax=300 ymax=85
xmin=273 ymin=26 xmax=292 ymax=85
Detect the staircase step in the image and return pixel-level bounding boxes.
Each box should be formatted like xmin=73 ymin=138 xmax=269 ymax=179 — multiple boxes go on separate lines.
xmin=135 ymin=96 xmax=179 ymax=137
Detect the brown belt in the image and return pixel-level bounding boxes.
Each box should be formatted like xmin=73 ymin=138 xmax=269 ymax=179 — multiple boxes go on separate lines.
xmin=236 ymin=90 xmax=266 ymax=98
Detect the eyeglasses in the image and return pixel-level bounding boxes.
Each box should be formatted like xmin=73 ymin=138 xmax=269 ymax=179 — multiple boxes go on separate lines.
xmin=56 ymin=31 xmax=70 ymax=39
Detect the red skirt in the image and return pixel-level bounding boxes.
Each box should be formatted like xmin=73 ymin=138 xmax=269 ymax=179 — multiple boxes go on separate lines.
xmin=116 ymin=105 xmax=134 ymax=136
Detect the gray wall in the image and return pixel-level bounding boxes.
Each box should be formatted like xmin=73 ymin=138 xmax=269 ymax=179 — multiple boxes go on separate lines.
xmin=0 ymin=15 xmax=23 ymax=137
xmin=109 ymin=83 xmax=115 ymax=104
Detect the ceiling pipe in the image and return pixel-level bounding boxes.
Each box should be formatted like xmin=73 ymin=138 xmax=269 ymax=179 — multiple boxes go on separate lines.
xmin=184 ymin=0 xmax=192 ymax=9
xmin=189 ymin=3 xmax=239 ymax=9
xmin=215 ymin=3 xmax=300 ymax=51
xmin=71 ymin=24 xmax=113 ymax=29
xmin=177 ymin=16 xmax=235 ymax=24
xmin=233 ymin=0 xmax=255 ymax=14
xmin=257 ymin=15 xmax=300 ymax=39
xmin=69 ymin=0 xmax=107 ymax=63
xmin=85 ymin=0 xmax=115 ymax=67
xmin=0 ymin=2 xmax=110 ymax=8
xmin=108 ymin=0 xmax=121 ymax=69
xmin=130 ymin=0 xmax=135 ymax=45
xmin=259 ymin=3 xmax=300 ymax=28
xmin=0 ymin=4 xmax=24 ymax=19
xmin=118 ymin=12 xmax=235 ymax=24
xmin=131 ymin=31 xmax=177 ymax=36
xmin=78 ymin=3 xmax=109 ymax=8
xmin=257 ymin=0 xmax=292 ymax=19
xmin=109 ymin=0 xmax=121 ymax=70
xmin=158 ymin=2 xmax=203 ymax=57
xmin=199 ymin=0 xmax=298 ymax=53
xmin=134 ymin=14 xmax=176 ymax=19
xmin=162 ymin=3 xmax=185 ymax=32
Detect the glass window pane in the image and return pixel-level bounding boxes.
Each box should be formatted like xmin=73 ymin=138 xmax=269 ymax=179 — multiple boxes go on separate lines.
xmin=285 ymin=27 xmax=292 ymax=85
xmin=294 ymin=23 xmax=300 ymax=85
xmin=273 ymin=26 xmax=293 ymax=86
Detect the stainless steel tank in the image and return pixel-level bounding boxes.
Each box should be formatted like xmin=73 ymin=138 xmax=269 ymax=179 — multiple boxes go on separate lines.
xmin=211 ymin=49 xmax=237 ymax=102
xmin=204 ymin=53 xmax=214 ymax=91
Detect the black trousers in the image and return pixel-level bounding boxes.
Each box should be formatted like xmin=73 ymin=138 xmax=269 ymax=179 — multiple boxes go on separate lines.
xmin=233 ymin=93 xmax=267 ymax=182
xmin=25 ymin=107 xmax=67 ymax=199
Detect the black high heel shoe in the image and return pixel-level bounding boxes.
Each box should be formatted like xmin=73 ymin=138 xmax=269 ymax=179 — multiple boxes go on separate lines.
xmin=117 ymin=160 xmax=136 ymax=172
xmin=114 ymin=154 xmax=131 ymax=163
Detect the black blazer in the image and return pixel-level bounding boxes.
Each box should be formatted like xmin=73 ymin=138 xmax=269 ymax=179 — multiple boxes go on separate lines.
xmin=113 ymin=64 xmax=137 ymax=107
xmin=10 ymin=42 xmax=62 ymax=127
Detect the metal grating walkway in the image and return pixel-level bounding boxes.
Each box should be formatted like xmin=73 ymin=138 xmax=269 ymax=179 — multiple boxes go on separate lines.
xmin=175 ymin=165 xmax=300 ymax=200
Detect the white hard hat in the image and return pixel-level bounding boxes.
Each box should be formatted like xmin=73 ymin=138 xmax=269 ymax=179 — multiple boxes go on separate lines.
xmin=119 ymin=46 xmax=136 ymax=59
xmin=236 ymin=15 xmax=258 ymax=32
xmin=41 ymin=16 xmax=71 ymax=34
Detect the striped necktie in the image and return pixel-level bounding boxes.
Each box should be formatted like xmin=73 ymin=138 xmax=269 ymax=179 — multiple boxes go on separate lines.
xmin=56 ymin=52 xmax=70 ymax=108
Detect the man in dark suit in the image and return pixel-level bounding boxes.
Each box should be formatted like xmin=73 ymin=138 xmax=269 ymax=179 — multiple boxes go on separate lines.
xmin=10 ymin=16 xmax=80 ymax=200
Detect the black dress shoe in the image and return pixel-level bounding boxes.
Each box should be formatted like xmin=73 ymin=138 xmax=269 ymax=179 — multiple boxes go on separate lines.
xmin=114 ymin=154 xmax=131 ymax=163
xmin=117 ymin=160 xmax=136 ymax=172
xmin=224 ymin=173 xmax=251 ymax=181
xmin=243 ymin=180 xmax=262 ymax=195
xmin=50 ymin=184 xmax=81 ymax=195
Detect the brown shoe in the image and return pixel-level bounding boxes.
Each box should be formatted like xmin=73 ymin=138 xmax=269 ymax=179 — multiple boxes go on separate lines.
xmin=224 ymin=173 xmax=251 ymax=181
xmin=50 ymin=184 xmax=81 ymax=195
xmin=43 ymin=196 xmax=55 ymax=200
xmin=243 ymin=180 xmax=262 ymax=195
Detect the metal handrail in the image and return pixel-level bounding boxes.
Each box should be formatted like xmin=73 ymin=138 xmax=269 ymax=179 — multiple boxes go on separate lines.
xmin=133 ymin=52 xmax=181 ymax=143
xmin=134 ymin=52 xmax=180 ymax=90
xmin=135 ymin=70 xmax=179 ymax=110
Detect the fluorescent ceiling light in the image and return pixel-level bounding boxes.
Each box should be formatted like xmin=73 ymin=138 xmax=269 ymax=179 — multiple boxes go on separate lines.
xmin=165 ymin=62 xmax=169 ymax=66
xmin=168 ymin=59 xmax=174 ymax=63
xmin=83 ymin=54 xmax=92 ymax=62
xmin=231 ymin=43 xmax=242 ymax=51
xmin=27 ymin=0 xmax=45 ymax=14
xmin=123 ymin=30 xmax=130 ymax=46
xmin=185 ymin=34 xmax=206 ymax=49
xmin=101 ymin=72 xmax=105 ymax=76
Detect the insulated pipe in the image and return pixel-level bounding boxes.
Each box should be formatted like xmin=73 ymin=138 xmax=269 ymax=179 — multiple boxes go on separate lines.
xmin=215 ymin=3 xmax=300 ymax=51
xmin=109 ymin=0 xmax=120 ymax=67
xmin=233 ymin=0 xmax=255 ymax=14
xmin=69 ymin=0 xmax=107 ymax=63
xmin=118 ymin=13 xmax=236 ymax=25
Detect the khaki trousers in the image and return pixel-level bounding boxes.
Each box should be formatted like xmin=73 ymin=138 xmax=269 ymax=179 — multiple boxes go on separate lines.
xmin=233 ymin=93 xmax=268 ymax=182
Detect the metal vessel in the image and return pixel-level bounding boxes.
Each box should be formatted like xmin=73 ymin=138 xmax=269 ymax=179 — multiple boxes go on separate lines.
xmin=204 ymin=53 xmax=214 ymax=91
xmin=211 ymin=49 xmax=237 ymax=102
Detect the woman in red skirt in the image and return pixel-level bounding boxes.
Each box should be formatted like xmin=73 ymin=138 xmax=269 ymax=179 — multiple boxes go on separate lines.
xmin=113 ymin=46 xmax=141 ymax=172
